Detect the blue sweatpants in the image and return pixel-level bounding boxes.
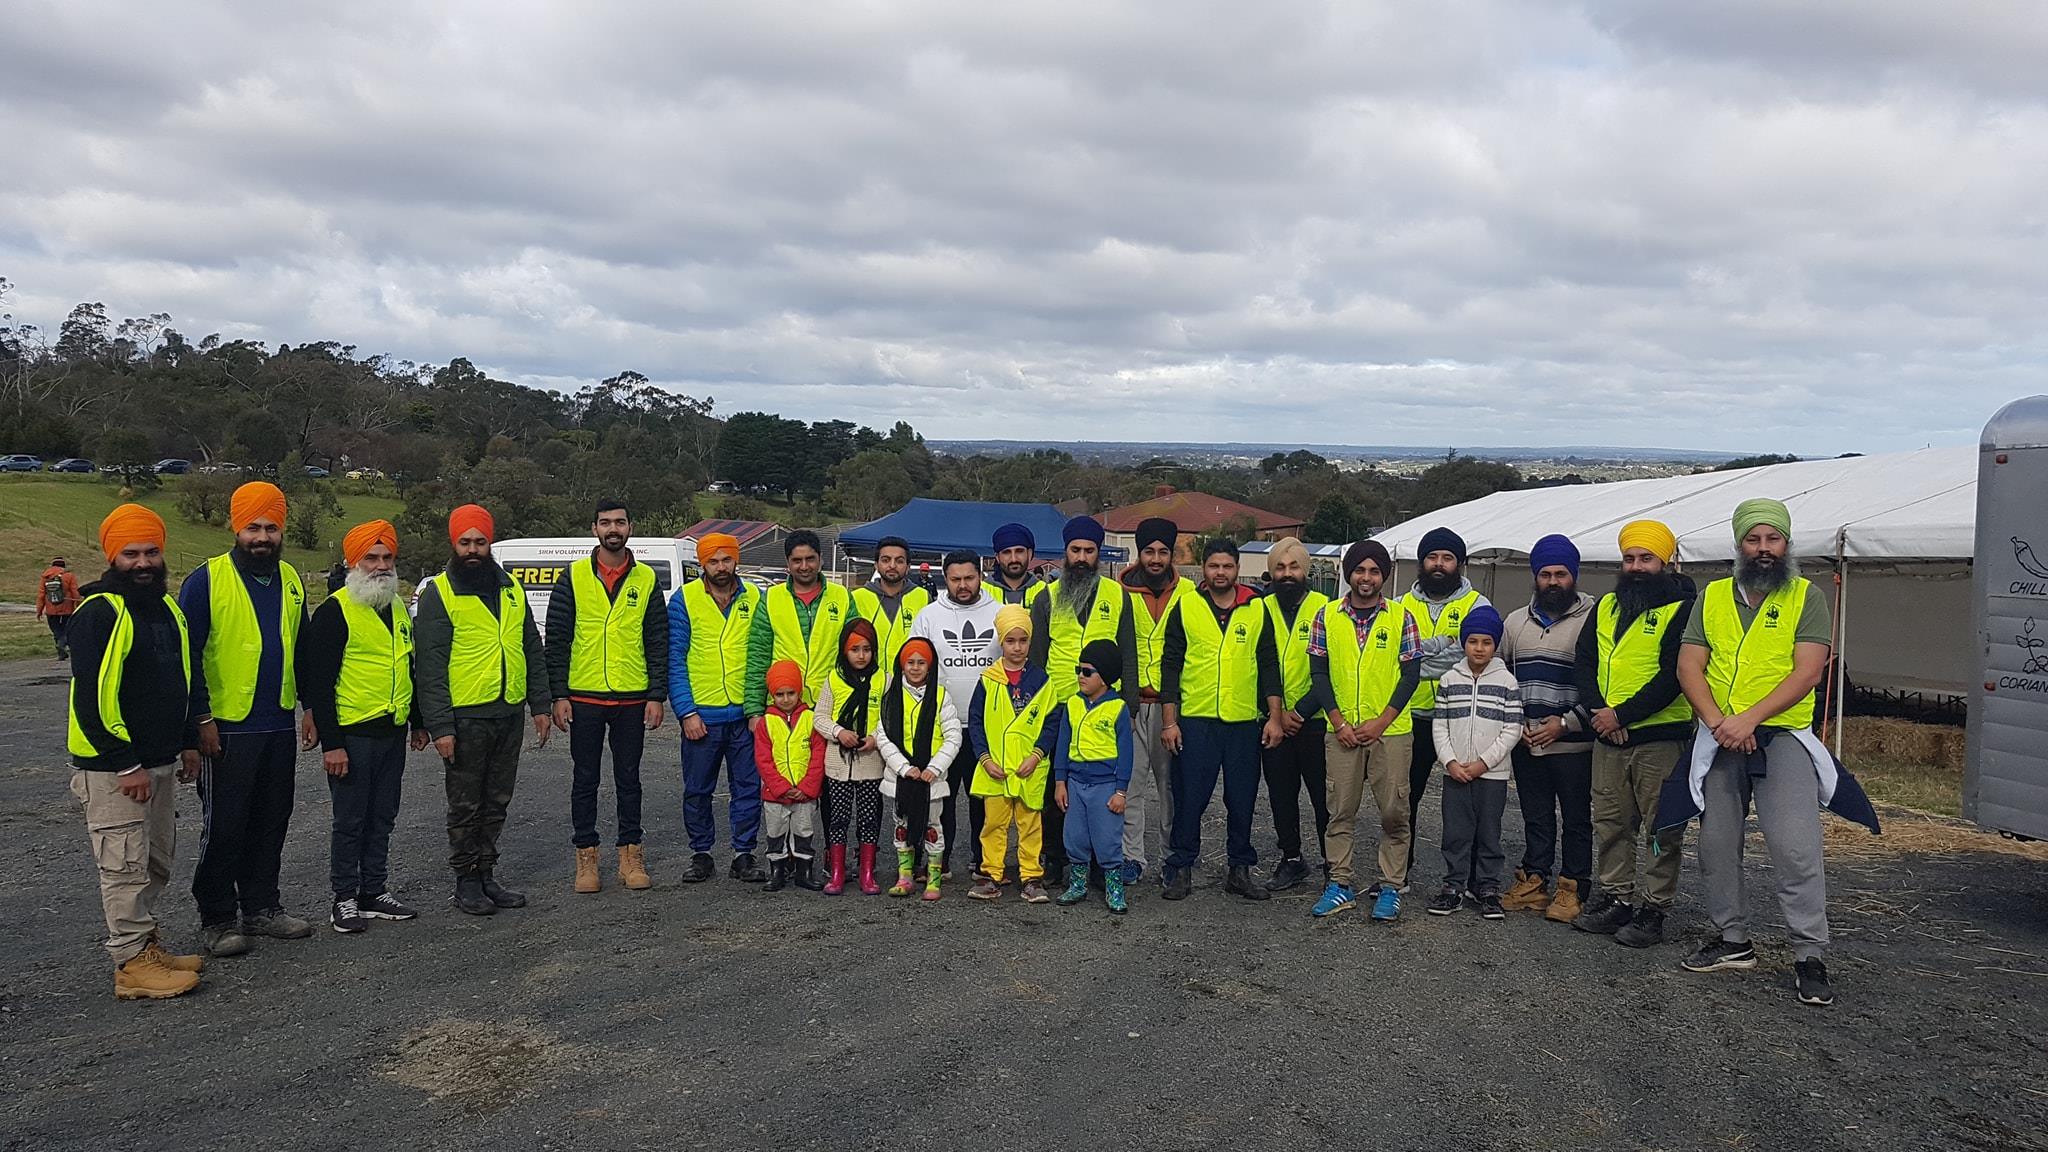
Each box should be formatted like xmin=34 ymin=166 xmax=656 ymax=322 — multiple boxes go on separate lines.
xmin=1166 ymin=717 xmax=1261 ymax=872
xmin=681 ymin=718 xmax=759 ymax=854
xmin=1063 ymin=778 xmax=1125 ymax=871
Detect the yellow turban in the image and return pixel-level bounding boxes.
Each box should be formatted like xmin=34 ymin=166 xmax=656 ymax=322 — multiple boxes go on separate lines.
xmin=1617 ymin=520 xmax=1677 ymax=563
xmin=697 ymin=532 xmax=739 ymax=565
xmin=229 ymin=481 xmax=287 ymax=533
xmin=994 ymin=603 xmax=1032 ymax=642
xmin=99 ymin=503 xmax=167 ymax=562
xmin=342 ymin=519 xmax=397 ymax=567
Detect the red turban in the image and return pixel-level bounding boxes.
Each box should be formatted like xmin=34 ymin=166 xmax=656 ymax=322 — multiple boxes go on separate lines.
xmin=229 ymin=481 xmax=287 ymax=533
xmin=99 ymin=503 xmax=166 ymax=563
xmin=696 ymin=532 xmax=739 ymax=565
xmin=448 ymin=504 xmax=495 ymax=547
xmin=765 ymin=659 xmax=805 ymax=698
xmin=342 ymin=519 xmax=397 ymax=567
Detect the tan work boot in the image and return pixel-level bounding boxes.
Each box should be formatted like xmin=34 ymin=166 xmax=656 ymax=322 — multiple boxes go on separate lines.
xmin=114 ymin=949 xmax=200 ymax=1000
xmin=1545 ymin=877 xmax=1583 ymax=924
xmin=1499 ymin=868 xmax=1550 ymax=912
xmin=574 ymin=846 xmax=601 ymax=894
xmin=618 ymin=844 xmax=652 ymax=890
xmin=144 ymin=934 xmax=205 ymax=973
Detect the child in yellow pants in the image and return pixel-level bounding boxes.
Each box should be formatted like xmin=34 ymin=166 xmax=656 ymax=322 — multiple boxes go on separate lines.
xmin=967 ymin=605 xmax=1059 ymax=903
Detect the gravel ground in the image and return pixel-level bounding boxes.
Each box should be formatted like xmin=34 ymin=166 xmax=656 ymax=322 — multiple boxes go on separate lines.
xmin=2 ymin=657 xmax=2045 ymax=1151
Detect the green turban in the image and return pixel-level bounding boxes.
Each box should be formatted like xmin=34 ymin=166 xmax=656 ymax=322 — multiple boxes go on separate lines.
xmin=1732 ymin=497 xmax=1791 ymax=543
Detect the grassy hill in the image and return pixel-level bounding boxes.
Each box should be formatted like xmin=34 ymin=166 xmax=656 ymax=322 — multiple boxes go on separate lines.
xmin=0 ymin=473 xmax=404 ymax=605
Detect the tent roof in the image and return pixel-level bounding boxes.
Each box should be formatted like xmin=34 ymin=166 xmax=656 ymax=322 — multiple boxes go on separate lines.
xmin=840 ymin=498 xmax=1128 ymax=562
xmin=1373 ymin=446 xmax=1977 ymax=564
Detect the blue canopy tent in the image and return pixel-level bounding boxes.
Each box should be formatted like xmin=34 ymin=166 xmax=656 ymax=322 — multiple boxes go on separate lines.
xmin=839 ymin=499 xmax=1127 ymax=563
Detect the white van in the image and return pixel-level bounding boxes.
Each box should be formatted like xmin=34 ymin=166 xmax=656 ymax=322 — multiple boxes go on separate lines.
xmin=492 ymin=537 xmax=696 ymax=640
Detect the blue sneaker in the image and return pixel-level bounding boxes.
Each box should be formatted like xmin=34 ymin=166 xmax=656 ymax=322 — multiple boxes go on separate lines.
xmin=1310 ymin=883 xmax=1355 ymax=918
xmin=1120 ymin=860 xmax=1144 ymax=886
xmin=1371 ymin=886 xmax=1402 ymax=921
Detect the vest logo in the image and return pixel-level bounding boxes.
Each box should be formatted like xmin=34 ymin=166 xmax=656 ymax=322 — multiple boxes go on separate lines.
xmin=1232 ymin=622 xmax=1248 ymax=640
xmin=943 ymin=620 xmax=989 ymax=646
xmin=626 ymin=588 xmax=640 ymax=605
xmin=1645 ymin=612 xmax=1660 ymax=630
xmin=1764 ymin=605 xmax=1782 ymax=626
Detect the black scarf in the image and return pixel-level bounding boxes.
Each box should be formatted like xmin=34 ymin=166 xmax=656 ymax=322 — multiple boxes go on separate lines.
xmin=834 ymin=641 xmax=877 ymax=736
xmin=882 ymin=674 xmax=940 ymax=850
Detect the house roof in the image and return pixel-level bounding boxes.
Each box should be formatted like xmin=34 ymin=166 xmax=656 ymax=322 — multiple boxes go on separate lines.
xmin=1099 ymin=490 xmax=1304 ymax=534
xmin=678 ymin=518 xmax=784 ymax=546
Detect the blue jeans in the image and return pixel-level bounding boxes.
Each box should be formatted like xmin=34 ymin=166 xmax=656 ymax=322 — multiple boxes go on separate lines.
xmin=1062 ymin=777 xmax=1125 ymax=870
xmin=1166 ymin=717 xmax=1261 ymax=872
xmin=570 ymin=702 xmax=645 ymax=849
xmin=681 ymin=718 xmax=759 ymax=854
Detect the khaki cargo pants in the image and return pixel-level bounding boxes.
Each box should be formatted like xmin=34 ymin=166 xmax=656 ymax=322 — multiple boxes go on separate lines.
xmin=1591 ymin=741 xmax=1684 ymax=908
xmin=72 ymin=765 xmax=177 ymax=964
xmin=1323 ymin=731 xmax=1415 ymax=890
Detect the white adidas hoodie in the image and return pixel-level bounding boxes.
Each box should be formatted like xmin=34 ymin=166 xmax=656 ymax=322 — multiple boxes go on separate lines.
xmin=911 ymin=588 xmax=1003 ymax=709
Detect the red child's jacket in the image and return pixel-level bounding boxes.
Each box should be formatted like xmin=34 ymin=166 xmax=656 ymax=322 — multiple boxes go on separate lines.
xmin=754 ymin=704 xmax=826 ymax=803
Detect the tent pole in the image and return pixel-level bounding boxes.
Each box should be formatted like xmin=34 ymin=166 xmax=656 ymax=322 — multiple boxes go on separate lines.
xmin=1833 ymin=530 xmax=1848 ymax=758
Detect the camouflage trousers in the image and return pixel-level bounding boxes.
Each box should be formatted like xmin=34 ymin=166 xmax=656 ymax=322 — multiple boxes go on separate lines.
xmin=446 ymin=715 xmax=524 ymax=877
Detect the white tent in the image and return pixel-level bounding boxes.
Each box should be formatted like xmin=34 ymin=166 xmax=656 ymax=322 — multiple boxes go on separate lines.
xmin=1371 ymin=446 xmax=1980 ymax=725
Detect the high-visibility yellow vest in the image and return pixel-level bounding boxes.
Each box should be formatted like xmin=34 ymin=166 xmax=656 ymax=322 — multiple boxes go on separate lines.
xmin=1701 ymin=577 xmax=1819 ymax=730
xmin=1064 ymin=694 xmax=1126 ymax=763
xmin=334 ymin=587 xmax=413 ymax=726
xmin=1320 ymin=597 xmax=1417 ymax=737
xmin=1175 ymin=591 xmax=1268 ymax=723
xmin=1403 ymin=588 xmax=1482 ymax=712
xmin=1132 ymin=576 xmax=1195 ymax=694
xmin=68 ymin=593 xmax=191 ymax=758
xmin=1594 ymin=593 xmax=1693 ymax=729
xmin=762 ymin=709 xmax=815 ymax=789
xmin=889 ymin=682 xmax=949 ymax=764
xmin=1267 ymin=589 xmax=1330 ymax=713
xmin=679 ymin=580 xmax=757 ymax=709
xmin=824 ymin=670 xmax=880 ymax=737
xmin=970 ymin=669 xmax=1056 ymax=806
xmin=432 ymin=572 xmax=528 ymax=708
xmin=851 ymin=584 xmax=931 ymax=671
xmin=200 ymin=553 xmax=303 ymax=722
xmin=565 ymin=559 xmax=656 ymax=694
xmin=1044 ymin=577 xmax=1125 ymax=698
xmin=764 ymin=583 xmax=852 ymax=705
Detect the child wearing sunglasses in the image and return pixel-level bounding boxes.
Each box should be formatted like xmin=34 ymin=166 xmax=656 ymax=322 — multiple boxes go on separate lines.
xmin=1052 ymin=639 xmax=1135 ymax=914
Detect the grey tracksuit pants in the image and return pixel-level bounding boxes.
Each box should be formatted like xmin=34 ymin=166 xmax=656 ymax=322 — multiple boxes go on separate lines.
xmin=1696 ymin=738 xmax=1829 ymax=961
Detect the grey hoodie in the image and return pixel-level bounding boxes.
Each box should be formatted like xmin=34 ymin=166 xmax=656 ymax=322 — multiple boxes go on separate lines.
xmin=1406 ymin=576 xmax=1492 ymax=714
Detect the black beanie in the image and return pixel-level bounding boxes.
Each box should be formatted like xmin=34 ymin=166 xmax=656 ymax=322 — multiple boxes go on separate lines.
xmin=1135 ymin=517 xmax=1178 ymax=554
xmin=1342 ymin=539 xmax=1392 ymax=579
xmin=1079 ymin=639 xmax=1123 ymax=689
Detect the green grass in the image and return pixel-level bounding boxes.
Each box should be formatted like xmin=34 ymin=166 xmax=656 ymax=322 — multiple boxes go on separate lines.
xmin=0 ymin=473 xmax=403 ymax=605
xmin=1844 ymin=754 xmax=1964 ymax=818
xmin=0 ymin=613 xmax=58 ymax=661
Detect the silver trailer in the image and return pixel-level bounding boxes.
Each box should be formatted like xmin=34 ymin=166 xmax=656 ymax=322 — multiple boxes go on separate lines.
xmin=1966 ymin=395 xmax=2048 ymax=840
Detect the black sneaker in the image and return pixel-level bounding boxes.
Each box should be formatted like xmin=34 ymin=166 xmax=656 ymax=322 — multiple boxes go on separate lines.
xmin=357 ymin=892 xmax=418 ymax=921
xmin=330 ymin=898 xmax=368 ymax=934
xmin=1571 ymin=894 xmax=1634 ymax=935
xmin=730 ymin=853 xmax=767 ymax=883
xmin=1265 ymin=857 xmax=1311 ymax=892
xmin=1426 ymin=886 xmax=1463 ymax=916
xmin=1794 ymin=959 xmax=1835 ymax=1006
xmin=1613 ymin=905 xmax=1666 ymax=949
xmin=681 ymin=852 xmax=715 ymax=883
xmin=1477 ymin=892 xmax=1506 ymax=920
xmin=1681 ymin=938 xmax=1758 ymax=973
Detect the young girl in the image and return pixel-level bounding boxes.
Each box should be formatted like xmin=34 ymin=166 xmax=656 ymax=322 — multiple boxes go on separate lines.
xmin=754 ymin=659 xmax=827 ymax=892
xmin=1053 ymin=639 xmax=1134 ymax=914
xmin=967 ymin=605 xmax=1060 ymax=903
xmin=1429 ymin=606 xmax=1523 ymax=919
xmin=814 ymin=619 xmax=885 ymax=895
xmin=876 ymin=637 xmax=962 ymax=901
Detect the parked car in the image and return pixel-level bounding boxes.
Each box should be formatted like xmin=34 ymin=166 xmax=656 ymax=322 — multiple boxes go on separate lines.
xmin=345 ymin=467 xmax=386 ymax=480
xmin=52 ymin=458 xmax=95 ymax=473
xmin=303 ymin=465 xmax=331 ymax=478
xmin=154 ymin=458 xmax=193 ymax=475
xmin=0 ymin=454 xmax=44 ymax=472
xmin=199 ymin=461 xmax=244 ymax=475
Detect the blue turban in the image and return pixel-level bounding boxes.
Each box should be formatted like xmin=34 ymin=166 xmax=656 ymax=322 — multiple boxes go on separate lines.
xmin=1529 ymin=534 xmax=1580 ymax=578
xmin=992 ymin=522 xmax=1035 ymax=554
xmin=1062 ymin=516 xmax=1105 ymax=546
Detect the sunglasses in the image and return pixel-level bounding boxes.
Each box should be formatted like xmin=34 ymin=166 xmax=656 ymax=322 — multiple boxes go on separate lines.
xmin=1075 ymin=665 xmax=1099 ymax=678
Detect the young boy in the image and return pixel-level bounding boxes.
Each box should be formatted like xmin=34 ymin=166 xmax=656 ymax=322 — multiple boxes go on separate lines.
xmin=1429 ymin=606 xmax=1523 ymax=919
xmin=968 ymin=605 xmax=1060 ymax=903
xmin=754 ymin=659 xmax=826 ymax=892
xmin=1053 ymin=639 xmax=1135 ymax=914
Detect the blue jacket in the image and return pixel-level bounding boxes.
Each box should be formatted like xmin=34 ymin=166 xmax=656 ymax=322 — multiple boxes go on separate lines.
xmin=1049 ymin=693 xmax=1133 ymax=790
xmin=667 ymin=586 xmax=745 ymax=726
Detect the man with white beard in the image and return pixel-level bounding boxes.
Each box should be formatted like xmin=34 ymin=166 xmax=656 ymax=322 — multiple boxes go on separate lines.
xmin=296 ymin=520 xmax=428 ymax=934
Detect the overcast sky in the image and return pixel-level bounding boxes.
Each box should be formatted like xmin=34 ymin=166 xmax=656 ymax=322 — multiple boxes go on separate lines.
xmin=3 ymin=2 xmax=2044 ymax=455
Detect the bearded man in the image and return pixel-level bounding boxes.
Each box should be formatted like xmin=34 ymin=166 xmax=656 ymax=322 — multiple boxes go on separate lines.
xmin=296 ymin=520 xmax=429 ymax=933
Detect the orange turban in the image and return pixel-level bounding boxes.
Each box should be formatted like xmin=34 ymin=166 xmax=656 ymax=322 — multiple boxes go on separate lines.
xmin=448 ymin=504 xmax=495 ymax=546
xmin=99 ymin=503 xmax=166 ymax=563
xmin=765 ymin=659 xmax=805 ymax=698
xmin=697 ymin=532 xmax=739 ymax=565
xmin=342 ymin=519 xmax=397 ymax=567
xmin=229 ymin=481 xmax=287 ymax=533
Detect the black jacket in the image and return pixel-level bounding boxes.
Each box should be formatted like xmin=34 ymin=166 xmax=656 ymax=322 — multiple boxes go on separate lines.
xmin=542 ymin=551 xmax=670 ymax=704
xmin=1572 ymin=573 xmax=1699 ymax=746
xmin=68 ymin=579 xmax=199 ymax=771
xmin=295 ymin=593 xmax=422 ymax=750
